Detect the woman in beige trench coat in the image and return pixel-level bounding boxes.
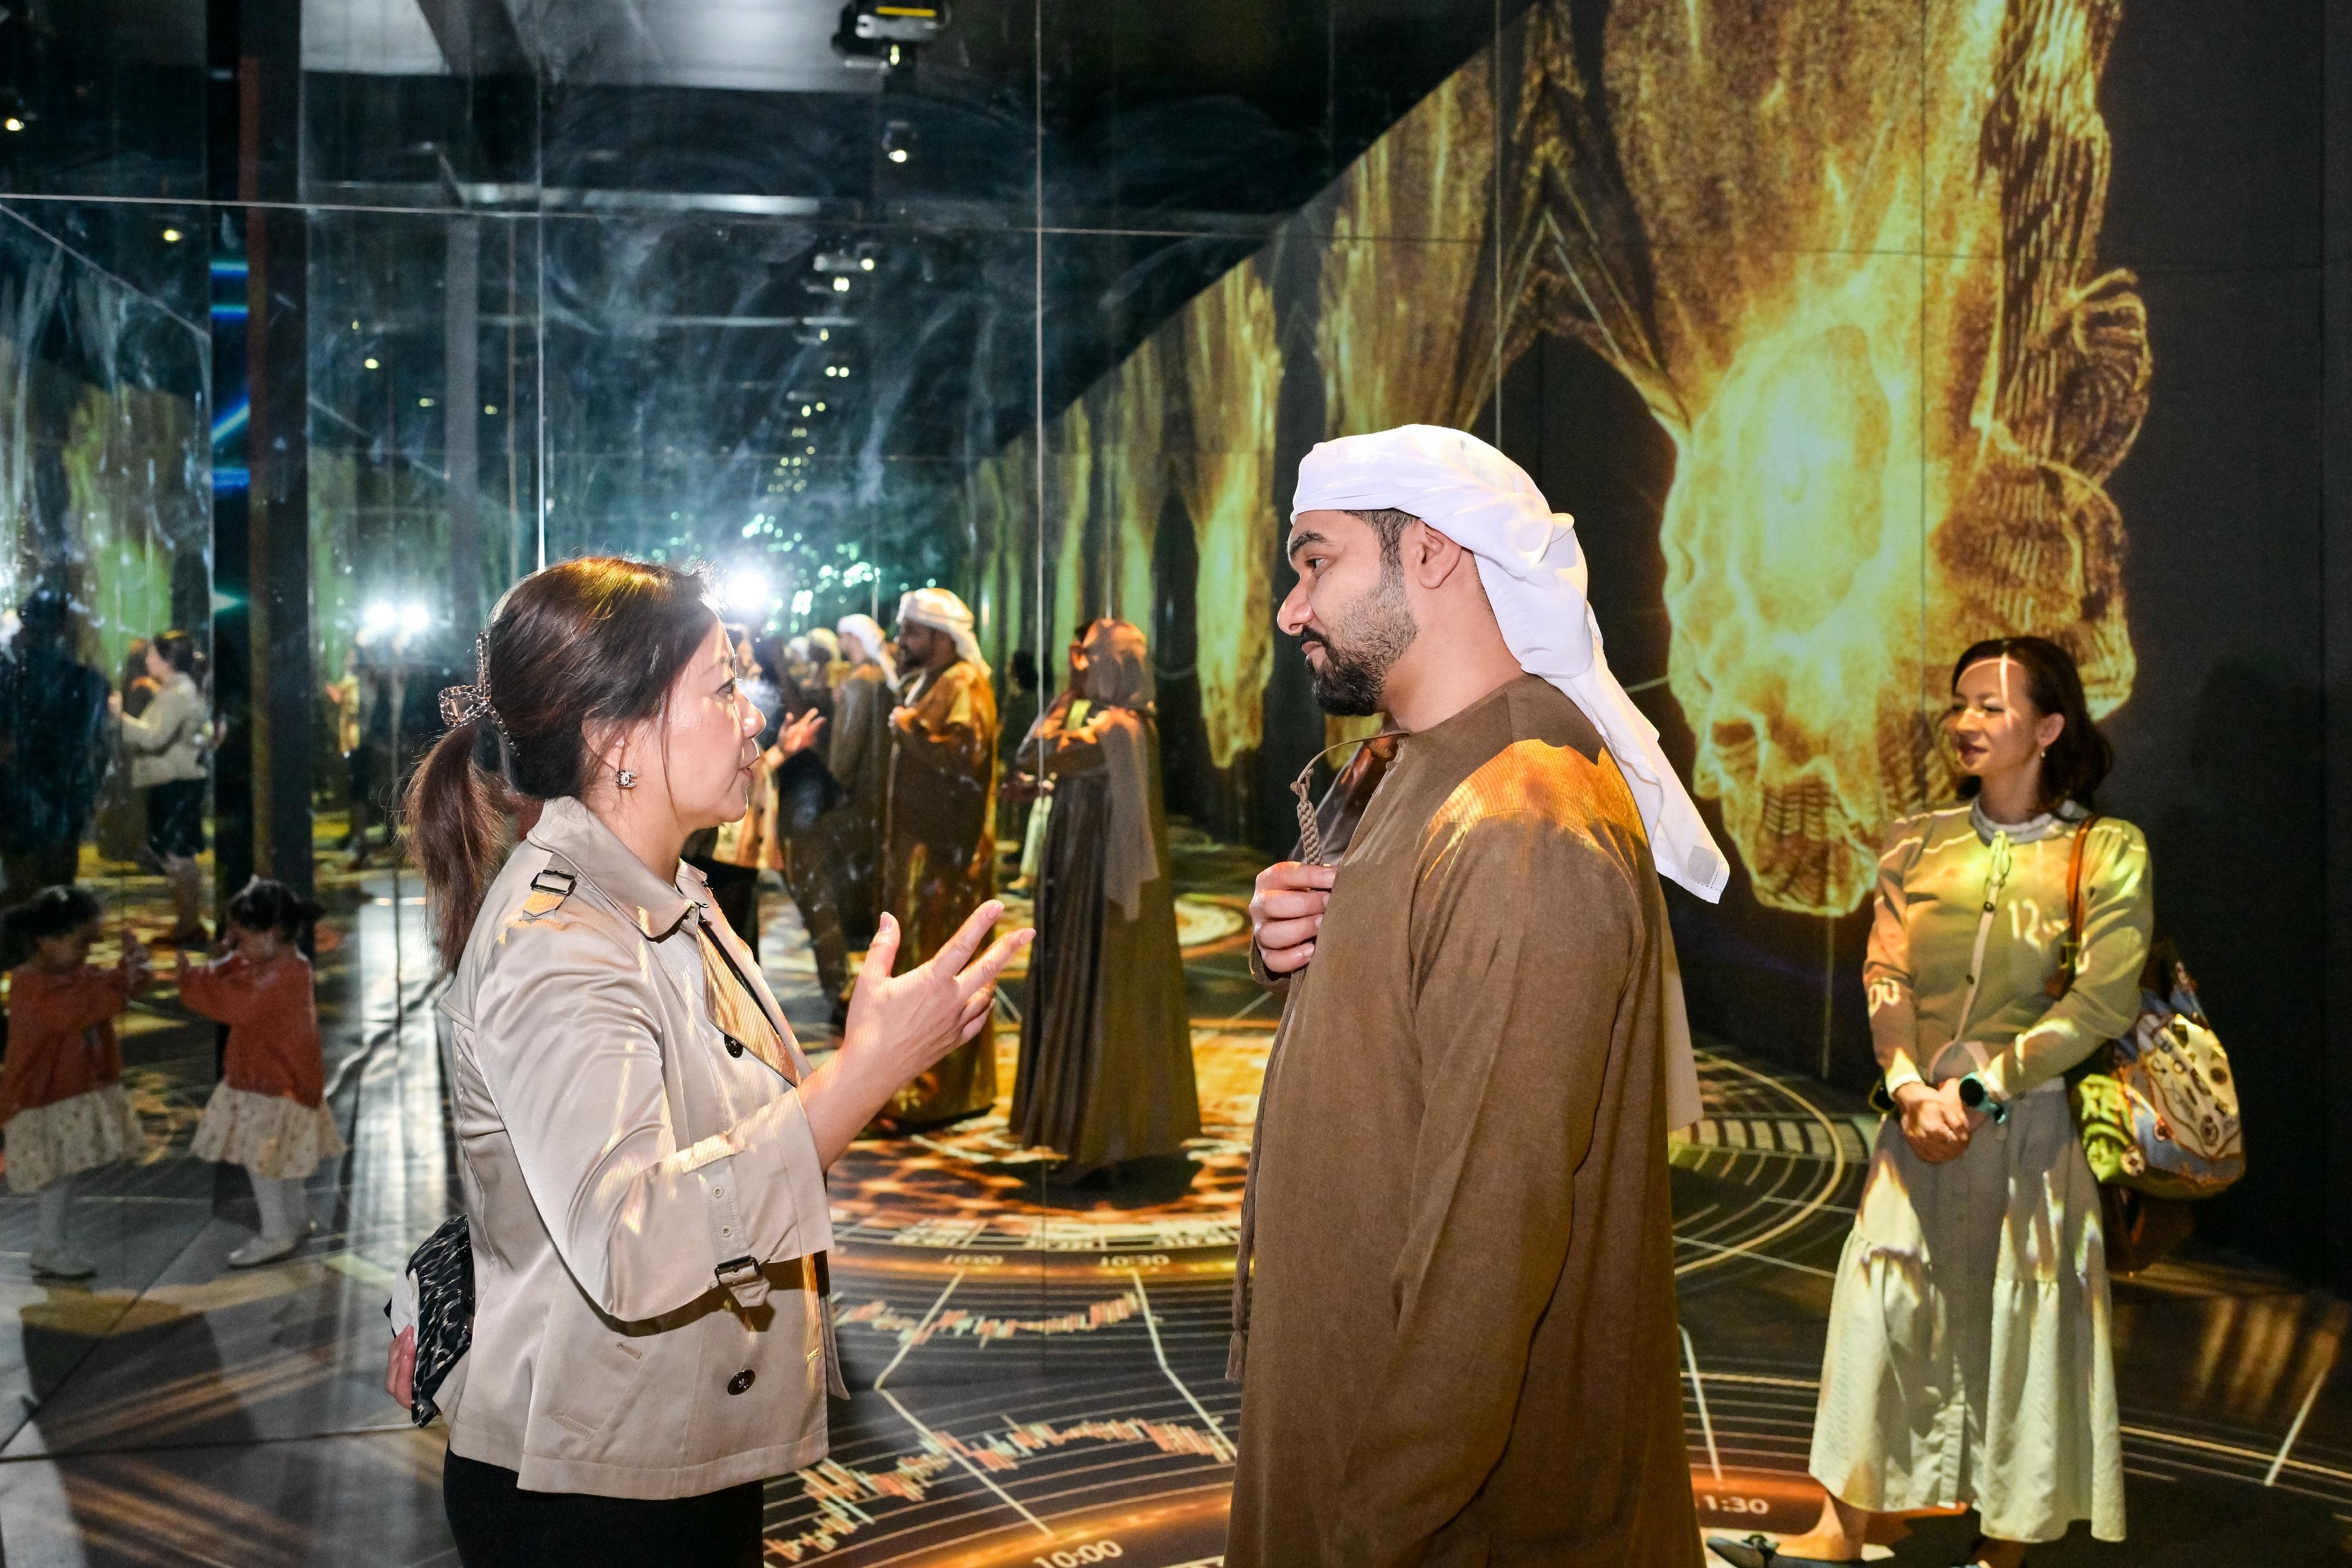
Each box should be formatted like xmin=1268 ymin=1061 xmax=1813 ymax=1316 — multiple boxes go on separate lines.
xmin=390 ymin=557 xmax=1030 ymax=1567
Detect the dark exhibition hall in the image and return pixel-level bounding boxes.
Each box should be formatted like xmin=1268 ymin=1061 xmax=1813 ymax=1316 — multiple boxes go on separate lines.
xmin=0 ymin=1 xmax=2345 ymax=1564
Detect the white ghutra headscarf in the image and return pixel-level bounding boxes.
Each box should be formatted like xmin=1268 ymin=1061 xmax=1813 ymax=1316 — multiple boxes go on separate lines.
xmin=834 ymin=613 xmax=897 ymax=684
xmin=894 ymin=588 xmax=988 ymax=680
xmin=1291 ymin=423 xmax=1729 ymax=904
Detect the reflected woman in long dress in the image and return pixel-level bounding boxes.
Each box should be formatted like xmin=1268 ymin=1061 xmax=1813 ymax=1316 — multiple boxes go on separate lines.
xmin=828 ymin=614 xmax=896 ymax=945
xmin=1011 ymin=619 xmax=1200 ymax=1179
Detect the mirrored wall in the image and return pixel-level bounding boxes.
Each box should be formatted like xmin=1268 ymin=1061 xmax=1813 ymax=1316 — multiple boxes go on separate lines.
xmin=0 ymin=0 xmax=1538 ymax=1473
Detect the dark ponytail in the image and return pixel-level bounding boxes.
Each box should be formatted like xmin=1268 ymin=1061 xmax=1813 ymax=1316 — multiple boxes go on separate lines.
xmin=1 ymin=885 xmax=102 ymax=969
xmin=225 ymin=877 xmax=326 ymax=947
xmin=403 ymin=557 xmax=717 ymax=972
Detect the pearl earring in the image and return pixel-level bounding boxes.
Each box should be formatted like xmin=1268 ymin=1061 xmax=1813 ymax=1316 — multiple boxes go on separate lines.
xmin=617 ymin=767 xmax=638 ymax=790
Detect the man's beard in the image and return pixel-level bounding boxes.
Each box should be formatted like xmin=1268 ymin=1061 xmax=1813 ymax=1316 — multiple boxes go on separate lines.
xmin=1302 ymin=569 xmax=1416 ymax=717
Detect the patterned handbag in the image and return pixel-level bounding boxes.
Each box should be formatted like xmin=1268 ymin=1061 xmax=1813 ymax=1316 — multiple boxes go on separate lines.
xmin=401 ymin=1214 xmax=474 ymax=1427
xmin=2054 ymin=820 xmax=2245 ymax=1202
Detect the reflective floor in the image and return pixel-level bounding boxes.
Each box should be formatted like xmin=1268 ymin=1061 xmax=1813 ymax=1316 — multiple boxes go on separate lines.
xmin=0 ymin=838 xmax=2345 ymax=1566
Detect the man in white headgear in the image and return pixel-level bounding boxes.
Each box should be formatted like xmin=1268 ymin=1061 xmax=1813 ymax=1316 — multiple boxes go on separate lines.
xmin=1228 ymin=426 xmax=1715 ymax=1568
xmin=876 ymin=589 xmax=1001 ymax=1127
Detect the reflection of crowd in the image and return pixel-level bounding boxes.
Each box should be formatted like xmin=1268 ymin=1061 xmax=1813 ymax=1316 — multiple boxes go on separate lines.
xmin=324 ymin=626 xmax=470 ymax=870
xmin=0 ymin=597 xmax=215 ymax=950
xmin=673 ymin=591 xmax=1201 ymax=1166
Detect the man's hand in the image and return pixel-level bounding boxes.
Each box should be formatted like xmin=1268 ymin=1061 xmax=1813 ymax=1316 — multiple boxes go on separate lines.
xmin=1250 ymin=860 xmax=1337 ymax=977
xmin=1895 ymin=1079 xmax=1973 ymax=1164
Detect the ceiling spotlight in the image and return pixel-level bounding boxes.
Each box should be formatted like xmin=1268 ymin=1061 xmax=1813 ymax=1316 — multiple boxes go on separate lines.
xmin=362 ymin=602 xmax=397 ymax=633
xmin=831 ymin=276 xmax=850 ymax=293
xmin=398 ymin=603 xmax=431 ymax=636
xmin=881 ymin=120 xmax=916 ymax=166
xmin=860 ymin=258 xmax=875 ymax=272
xmin=801 ymin=404 xmax=812 ymax=416
xmin=363 ymin=356 xmax=381 ymax=370
xmin=485 ymin=403 xmax=497 ymax=414
xmin=722 ymin=566 xmax=772 ymax=616
xmin=2 ymin=118 xmax=23 ymax=135
xmin=418 ymin=396 xmax=435 ymax=407
xmin=161 ymin=228 xmax=184 ymax=244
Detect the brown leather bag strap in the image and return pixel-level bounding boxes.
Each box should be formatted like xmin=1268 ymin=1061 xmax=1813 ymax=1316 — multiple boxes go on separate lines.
xmin=2060 ymin=813 xmax=2101 ymax=984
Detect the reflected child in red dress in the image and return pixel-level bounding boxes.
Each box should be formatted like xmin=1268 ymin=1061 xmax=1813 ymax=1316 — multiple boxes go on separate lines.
xmin=0 ymin=886 xmax=152 ymax=1279
xmin=179 ymin=878 xmax=343 ymax=1267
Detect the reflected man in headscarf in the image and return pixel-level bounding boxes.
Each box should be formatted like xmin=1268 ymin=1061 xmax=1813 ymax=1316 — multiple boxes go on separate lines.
xmin=829 ymin=613 xmax=897 ymax=944
xmin=878 ymin=589 xmax=1000 ymax=1128
xmin=1011 ymin=620 xmax=1200 ymax=1181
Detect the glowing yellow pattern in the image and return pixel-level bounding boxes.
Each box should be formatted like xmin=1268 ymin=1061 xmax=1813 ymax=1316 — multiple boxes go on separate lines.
xmin=972 ymin=0 xmax=2143 ymax=910
xmin=1585 ymin=0 xmax=2146 ymax=912
xmin=1174 ymin=266 xmax=1280 ymax=768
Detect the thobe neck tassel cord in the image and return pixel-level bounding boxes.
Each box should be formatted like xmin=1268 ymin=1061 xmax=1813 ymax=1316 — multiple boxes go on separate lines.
xmin=1288 ymin=730 xmax=1407 ymax=865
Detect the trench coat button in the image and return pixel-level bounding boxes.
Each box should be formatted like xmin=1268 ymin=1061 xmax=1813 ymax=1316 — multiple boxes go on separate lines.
xmin=722 ymin=1032 xmax=745 ymax=1058
xmin=727 ymin=1369 xmax=756 ymax=1396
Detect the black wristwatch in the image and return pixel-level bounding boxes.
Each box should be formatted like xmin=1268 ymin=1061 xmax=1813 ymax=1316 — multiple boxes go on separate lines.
xmin=1956 ymin=1071 xmax=2009 ymax=1123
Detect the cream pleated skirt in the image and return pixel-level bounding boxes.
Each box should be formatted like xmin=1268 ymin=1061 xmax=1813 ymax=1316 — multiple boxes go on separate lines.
xmin=1810 ymin=1090 xmax=2125 ymax=1544
xmin=4 ymin=1085 xmax=144 ymax=1192
xmin=191 ymin=1085 xmax=346 ymax=1180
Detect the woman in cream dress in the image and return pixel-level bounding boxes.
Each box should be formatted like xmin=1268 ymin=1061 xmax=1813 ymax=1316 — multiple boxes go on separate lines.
xmin=1714 ymin=637 xmax=2150 ymax=1568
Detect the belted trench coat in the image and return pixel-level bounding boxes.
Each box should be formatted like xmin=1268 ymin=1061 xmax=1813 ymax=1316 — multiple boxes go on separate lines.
xmin=439 ymin=795 xmax=840 ymax=1499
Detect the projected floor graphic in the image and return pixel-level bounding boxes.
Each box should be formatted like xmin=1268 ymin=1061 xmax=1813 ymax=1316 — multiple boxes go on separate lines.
xmin=0 ymin=837 xmax=2345 ymax=1564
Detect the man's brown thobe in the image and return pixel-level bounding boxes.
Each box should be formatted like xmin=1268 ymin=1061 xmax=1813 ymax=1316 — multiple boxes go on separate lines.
xmin=881 ymin=657 xmax=999 ymax=1126
xmin=1228 ymin=675 xmax=1699 ymax=1568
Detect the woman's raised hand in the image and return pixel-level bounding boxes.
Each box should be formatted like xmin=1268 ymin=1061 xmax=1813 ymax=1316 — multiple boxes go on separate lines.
xmin=799 ymin=902 xmax=1033 ymax=1165
xmin=841 ymin=904 xmax=1031 ymax=1086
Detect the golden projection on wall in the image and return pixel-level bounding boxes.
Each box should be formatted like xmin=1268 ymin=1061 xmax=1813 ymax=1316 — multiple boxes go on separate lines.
xmin=974 ymin=0 xmax=2146 ymax=913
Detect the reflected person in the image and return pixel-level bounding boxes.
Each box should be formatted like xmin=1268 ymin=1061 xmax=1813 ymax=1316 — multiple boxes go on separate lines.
xmin=1011 ymin=620 xmax=1199 ymax=1181
xmin=828 ymin=614 xmax=896 ymax=944
xmin=1717 ymin=637 xmax=2143 ymax=1568
xmin=0 ymin=593 xmax=109 ymax=902
xmin=877 ymin=588 xmax=1000 ymax=1130
xmin=93 ymin=638 xmax=158 ymax=865
xmin=110 ymin=630 xmax=209 ymax=948
xmin=391 ymin=557 xmax=1029 ymax=1566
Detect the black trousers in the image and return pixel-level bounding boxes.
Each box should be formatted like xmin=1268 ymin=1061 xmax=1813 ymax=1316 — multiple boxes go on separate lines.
xmin=442 ymin=1451 xmax=764 ymax=1567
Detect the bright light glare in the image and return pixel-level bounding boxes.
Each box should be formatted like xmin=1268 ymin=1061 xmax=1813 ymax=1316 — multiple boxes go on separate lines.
xmin=791 ymin=589 xmax=814 ymax=617
xmin=860 ymin=258 xmax=874 ymax=271
xmin=362 ymin=602 xmax=397 ymax=633
xmin=723 ymin=567 xmax=771 ymax=615
xmin=886 ymin=148 xmax=908 ymax=163
xmin=831 ymin=277 xmax=850 ymax=292
xmin=398 ymin=603 xmax=430 ymax=635
xmin=161 ymin=228 xmax=184 ymax=244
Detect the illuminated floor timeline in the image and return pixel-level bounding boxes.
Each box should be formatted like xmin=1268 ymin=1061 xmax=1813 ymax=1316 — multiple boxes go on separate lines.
xmin=0 ymin=836 xmax=2341 ymax=1564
